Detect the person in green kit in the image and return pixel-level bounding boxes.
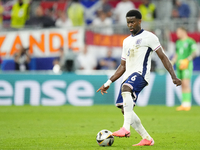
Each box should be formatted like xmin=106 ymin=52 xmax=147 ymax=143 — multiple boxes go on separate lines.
xmin=171 ymin=26 xmax=197 ymax=111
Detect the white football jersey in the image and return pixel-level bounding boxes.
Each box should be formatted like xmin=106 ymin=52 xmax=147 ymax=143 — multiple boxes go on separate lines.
xmin=121 ymin=29 xmax=161 ymax=83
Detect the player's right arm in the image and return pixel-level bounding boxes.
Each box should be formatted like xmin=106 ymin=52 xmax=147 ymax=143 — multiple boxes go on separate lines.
xmin=96 ymin=60 xmax=126 ymax=95
xmin=188 ymin=39 xmax=197 ymax=61
xmin=110 ymin=60 xmax=126 ymax=82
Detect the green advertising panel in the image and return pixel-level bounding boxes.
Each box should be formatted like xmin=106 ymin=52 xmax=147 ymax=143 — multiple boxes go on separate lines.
xmin=0 ymin=72 xmax=199 ymax=106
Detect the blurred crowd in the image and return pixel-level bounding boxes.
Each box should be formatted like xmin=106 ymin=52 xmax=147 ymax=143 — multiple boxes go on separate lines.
xmin=0 ymin=0 xmax=197 ymax=29
xmin=0 ymin=0 xmax=199 ymax=72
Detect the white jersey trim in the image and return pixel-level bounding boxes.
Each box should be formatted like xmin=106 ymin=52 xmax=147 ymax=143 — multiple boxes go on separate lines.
xmin=154 ymin=45 xmax=161 ymax=51
xmin=121 ymin=57 xmax=126 ymax=61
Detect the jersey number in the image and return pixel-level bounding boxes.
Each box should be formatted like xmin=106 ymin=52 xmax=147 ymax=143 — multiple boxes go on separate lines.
xmin=131 ymin=75 xmax=137 ymax=81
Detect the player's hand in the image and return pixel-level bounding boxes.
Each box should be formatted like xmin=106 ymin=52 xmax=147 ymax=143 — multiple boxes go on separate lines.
xmin=172 ymin=77 xmax=182 ymax=86
xmin=96 ymin=85 xmax=110 ymax=95
xmin=179 ymin=59 xmax=189 ymax=70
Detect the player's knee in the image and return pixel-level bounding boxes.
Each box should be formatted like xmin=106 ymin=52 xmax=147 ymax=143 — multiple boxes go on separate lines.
xmin=181 ymin=79 xmax=190 ymax=90
xmin=182 ymin=83 xmax=187 ymax=90
xmin=122 ymin=84 xmax=132 ymax=92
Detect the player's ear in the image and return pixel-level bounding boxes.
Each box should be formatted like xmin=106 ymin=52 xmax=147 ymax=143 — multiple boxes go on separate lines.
xmin=138 ymin=19 xmax=142 ymax=25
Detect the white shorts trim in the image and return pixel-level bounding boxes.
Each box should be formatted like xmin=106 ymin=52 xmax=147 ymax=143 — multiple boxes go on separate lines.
xmin=122 ymin=83 xmax=133 ymax=89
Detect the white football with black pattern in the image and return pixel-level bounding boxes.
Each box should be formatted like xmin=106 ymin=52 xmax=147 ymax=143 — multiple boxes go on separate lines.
xmin=96 ymin=129 xmax=114 ymax=146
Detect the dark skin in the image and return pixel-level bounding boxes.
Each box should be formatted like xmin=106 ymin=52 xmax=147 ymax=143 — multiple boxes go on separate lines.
xmin=97 ymin=16 xmax=182 ymax=113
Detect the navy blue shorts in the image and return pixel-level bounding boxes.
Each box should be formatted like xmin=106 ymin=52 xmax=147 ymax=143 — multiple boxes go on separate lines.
xmin=115 ymin=72 xmax=148 ymax=108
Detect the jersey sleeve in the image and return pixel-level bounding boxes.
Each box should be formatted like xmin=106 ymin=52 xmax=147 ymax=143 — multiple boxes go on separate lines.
xmin=190 ymin=39 xmax=197 ymax=53
xmin=121 ymin=39 xmax=127 ymax=61
xmin=147 ymin=33 xmax=161 ymax=51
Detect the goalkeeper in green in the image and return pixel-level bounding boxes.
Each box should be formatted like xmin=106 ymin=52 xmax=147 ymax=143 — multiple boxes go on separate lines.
xmin=171 ymin=27 xmax=197 ymax=111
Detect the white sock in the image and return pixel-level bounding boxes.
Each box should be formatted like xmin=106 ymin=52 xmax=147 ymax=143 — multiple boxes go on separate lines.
xmin=182 ymin=102 xmax=191 ymax=107
xmin=130 ymin=110 xmax=152 ymax=140
xmin=122 ymin=92 xmax=133 ymax=131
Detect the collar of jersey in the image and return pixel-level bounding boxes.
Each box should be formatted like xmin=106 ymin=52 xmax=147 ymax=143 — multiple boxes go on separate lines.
xmin=131 ymin=29 xmax=144 ymax=37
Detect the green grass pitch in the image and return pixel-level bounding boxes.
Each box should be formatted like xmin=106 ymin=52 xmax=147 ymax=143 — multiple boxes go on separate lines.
xmin=0 ymin=105 xmax=200 ymax=150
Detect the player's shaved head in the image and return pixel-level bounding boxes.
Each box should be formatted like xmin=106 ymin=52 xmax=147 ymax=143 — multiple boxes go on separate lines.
xmin=126 ymin=10 xmax=142 ymax=19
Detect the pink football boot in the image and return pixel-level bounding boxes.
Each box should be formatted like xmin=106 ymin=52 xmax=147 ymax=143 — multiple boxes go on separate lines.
xmin=112 ymin=127 xmax=130 ymax=137
xmin=132 ymin=138 xmax=154 ymax=146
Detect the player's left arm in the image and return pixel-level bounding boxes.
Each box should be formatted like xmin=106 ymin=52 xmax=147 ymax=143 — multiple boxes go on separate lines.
xmin=156 ymin=47 xmax=182 ymax=86
xmin=187 ymin=51 xmax=197 ymax=61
